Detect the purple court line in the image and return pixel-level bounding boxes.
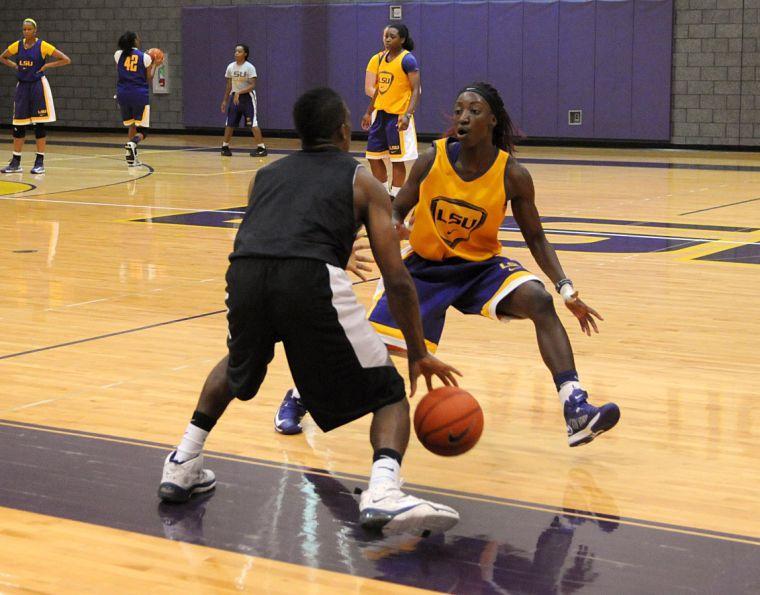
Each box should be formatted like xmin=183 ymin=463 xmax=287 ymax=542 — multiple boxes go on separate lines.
xmin=679 ymin=196 xmax=760 ymax=216
xmin=0 ymin=277 xmax=377 ymax=362
xmin=42 ymin=139 xmax=760 ymax=173
xmin=0 ymin=309 xmax=225 ymax=361
xmin=1 ymin=417 xmax=758 ymax=546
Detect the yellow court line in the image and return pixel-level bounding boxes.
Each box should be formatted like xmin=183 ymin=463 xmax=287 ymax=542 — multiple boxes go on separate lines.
xmin=1 ymin=420 xmax=758 ymax=547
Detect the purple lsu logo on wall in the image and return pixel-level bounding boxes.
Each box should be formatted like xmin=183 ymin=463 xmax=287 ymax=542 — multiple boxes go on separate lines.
xmin=430 ymin=197 xmax=488 ymax=248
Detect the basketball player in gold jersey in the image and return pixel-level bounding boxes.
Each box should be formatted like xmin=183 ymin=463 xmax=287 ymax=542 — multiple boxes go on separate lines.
xmin=276 ymin=82 xmax=620 ymax=446
xmin=361 ymin=23 xmax=420 ymax=199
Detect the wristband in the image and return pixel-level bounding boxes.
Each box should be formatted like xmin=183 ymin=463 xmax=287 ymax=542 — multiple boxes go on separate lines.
xmin=555 ymin=278 xmax=575 ymax=301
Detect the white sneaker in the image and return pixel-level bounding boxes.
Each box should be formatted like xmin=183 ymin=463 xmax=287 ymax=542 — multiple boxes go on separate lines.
xmin=359 ymin=482 xmax=459 ymax=536
xmin=125 ymin=141 xmax=137 ymax=165
xmin=158 ymin=451 xmax=216 ymax=503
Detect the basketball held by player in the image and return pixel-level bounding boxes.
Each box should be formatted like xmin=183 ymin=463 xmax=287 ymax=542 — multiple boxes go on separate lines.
xmin=0 ymin=18 xmax=71 ymax=175
xmin=115 ymin=31 xmax=162 ymax=167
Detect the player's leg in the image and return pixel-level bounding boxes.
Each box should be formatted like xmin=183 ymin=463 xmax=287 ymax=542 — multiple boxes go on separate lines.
xmin=125 ymin=106 xmax=150 ymax=166
xmin=159 ymin=260 xmax=276 ymax=502
xmin=495 ymin=277 xmax=620 ymax=446
xmin=388 ymin=115 xmax=418 ymax=198
xmin=30 ymin=124 xmax=46 ymax=174
xmin=366 ymin=111 xmax=390 ymax=185
xmin=29 ymin=77 xmax=55 ymax=174
xmin=2 ymin=125 xmax=25 ymax=173
xmin=221 ymin=99 xmax=238 ymax=156
xmin=4 ymin=83 xmax=32 ymax=173
xmin=248 ymin=94 xmax=267 ymax=157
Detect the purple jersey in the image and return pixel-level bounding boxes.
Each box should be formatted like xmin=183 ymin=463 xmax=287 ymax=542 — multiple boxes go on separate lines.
xmin=116 ymin=49 xmax=149 ymax=100
xmin=14 ymin=39 xmax=47 ymax=82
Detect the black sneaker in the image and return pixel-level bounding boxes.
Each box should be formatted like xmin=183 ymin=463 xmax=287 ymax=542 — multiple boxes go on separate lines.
xmin=125 ymin=141 xmax=137 ymax=165
xmin=31 ymin=157 xmax=45 ymax=174
xmin=221 ymin=146 xmax=232 ymax=157
xmin=251 ymin=146 xmax=268 ymax=157
xmin=1 ymin=159 xmax=22 ymax=174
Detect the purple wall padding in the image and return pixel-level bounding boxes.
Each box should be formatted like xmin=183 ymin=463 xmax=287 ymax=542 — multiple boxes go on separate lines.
xmin=558 ymin=0 xmax=596 ymax=137
xmin=523 ymin=1 xmax=560 ymax=137
xmin=182 ymin=8 xmax=213 ymax=128
xmin=181 ymin=1 xmax=673 ymax=141
xmin=416 ymin=2 xmax=455 ymax=135
xmin=595 ymin=0 xmax=634 ymax=138
xmin=237 ymin=6 xmax=269 ymax=130
xmin=487 ymin=1 xmax=524 ymax=134
xmin=632 ymin=0 xmax=673 ymax=140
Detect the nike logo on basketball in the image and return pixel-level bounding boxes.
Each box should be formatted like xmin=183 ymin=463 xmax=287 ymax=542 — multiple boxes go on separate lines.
xmin=448 ymin=429 xmax=468 ymax=443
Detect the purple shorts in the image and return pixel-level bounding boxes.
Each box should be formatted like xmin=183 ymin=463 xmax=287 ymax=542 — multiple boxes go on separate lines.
xmin=225 ymin=92 xmax=256 ymax=128
xmin=369 ymin=250 xmax=541 ymax=352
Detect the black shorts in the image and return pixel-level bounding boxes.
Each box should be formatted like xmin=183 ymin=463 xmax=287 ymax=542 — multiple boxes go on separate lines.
xmin=225 ymin=257 xmax=405 ymax=432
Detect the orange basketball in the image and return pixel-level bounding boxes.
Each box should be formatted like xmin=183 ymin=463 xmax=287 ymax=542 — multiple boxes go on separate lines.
xmin=414 ymin=386 xmax=484 ymax=456
xmin=147 ymin=48 xmax=164 ymax=63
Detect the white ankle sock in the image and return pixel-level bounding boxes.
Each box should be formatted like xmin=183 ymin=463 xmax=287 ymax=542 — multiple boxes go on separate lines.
xmin=222 ymin=142 xmax=229 ymax=147
xmin=290 ymin=387 xmax=301 ymax=400
xmin=390 ymin=185 xmax=402 ymax=198
xmin=175 ymin=423 xmax=209 ymax=462
xmin=558 ymin=381 xmax=584 ymax=405
xmin=369 ymin=456 xmax=400 ymax=490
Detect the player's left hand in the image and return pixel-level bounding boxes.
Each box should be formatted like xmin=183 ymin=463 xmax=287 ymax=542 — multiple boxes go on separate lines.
xmin=346 ymin=237 xmax=374 ymax=281
xmin=408 ymin=354 xmax=462 ymax=397
xmin=563 ymin=293 xmax=603 ymax=336
xmin=397 ymin=115 xmax=410 ymax=131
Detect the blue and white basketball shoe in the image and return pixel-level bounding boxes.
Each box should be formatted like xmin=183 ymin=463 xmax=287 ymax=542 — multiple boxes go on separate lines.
xmin=274 ymin=388 xmax=307 ymax=434
xmin=564 ymin=389 xmax=620 ymax=447
xmin=359 ymin=482 xmax=460 ymax=536
xmin=158 ymin=452 xmax=216 ymax=503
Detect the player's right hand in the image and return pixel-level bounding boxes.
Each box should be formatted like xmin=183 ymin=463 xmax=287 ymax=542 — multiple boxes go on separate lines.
xmin=220 ymin=102 xmax=227 ymax=113
xmin=361 ymin=113 xmax=372 ymax=130
xmin=408 ymin=354 xmax=461 ymax=397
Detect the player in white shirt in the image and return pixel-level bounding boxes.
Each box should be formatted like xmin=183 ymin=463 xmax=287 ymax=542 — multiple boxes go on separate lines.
xmin=220 ymin=44 xmax=266 ymax=157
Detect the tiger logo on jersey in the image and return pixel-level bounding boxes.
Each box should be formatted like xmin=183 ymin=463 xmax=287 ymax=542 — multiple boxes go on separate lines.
xmin=377 ymin=71 xmax=394 ymax=94
xmin=430 ymin=197 xmax=488 ymax=247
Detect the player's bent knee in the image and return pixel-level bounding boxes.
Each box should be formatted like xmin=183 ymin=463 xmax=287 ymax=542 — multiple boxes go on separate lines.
xmin=12 ymin=125 xmax=26 ymax=139
xmin=34 ymin=124 xmax=46 ymax=139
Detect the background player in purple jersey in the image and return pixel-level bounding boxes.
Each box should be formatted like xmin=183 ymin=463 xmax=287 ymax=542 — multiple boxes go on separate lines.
xmin=0 ymin=18 xmax=71 ymax=174
xmin=220 ymin=44 xmax=267 ymax=158
xmin=115 ymin=31 xmax=162 ymax=167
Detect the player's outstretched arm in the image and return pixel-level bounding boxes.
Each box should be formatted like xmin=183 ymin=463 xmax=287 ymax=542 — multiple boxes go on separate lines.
xmin=355 ymin=166 xmax=461 ymax=394
xmin=509 ymin=159 xmax=603 ymax=335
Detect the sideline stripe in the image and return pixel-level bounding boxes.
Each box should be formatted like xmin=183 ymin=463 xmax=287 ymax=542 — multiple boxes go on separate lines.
xmin=0 ymin=418 xmax=757 ymax=547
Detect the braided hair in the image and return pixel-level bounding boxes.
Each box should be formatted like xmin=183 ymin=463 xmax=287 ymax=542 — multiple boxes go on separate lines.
xmin=458 ymin=82 xmax=518 ymax=154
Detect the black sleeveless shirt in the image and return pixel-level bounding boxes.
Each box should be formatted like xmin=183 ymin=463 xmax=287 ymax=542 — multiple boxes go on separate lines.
xmin=230 ymin=147 xmax=360 ymax=269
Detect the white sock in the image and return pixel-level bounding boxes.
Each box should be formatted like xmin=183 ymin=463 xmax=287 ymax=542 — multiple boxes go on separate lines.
xmin=558 ymin=381 xmax=584 ymax=405
xmin=390 ymin=185 xmax=402 ymax=198
xmin=36 ymin=152 xmax=44 ymax=158
xmin=290 ymin=386 xmax=301 ymax=400
xmin=174 ymin=422 xmax=209 ymax=462
xmin=369 ymin=456 xmax=400 ymax=490
xmin=222 ymin=142 xmax=229 ymax=147
xmin=12 ymin=152 xmax=21 ymax=158
xmin=258 ymin=143 xmax=265 ymax=148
